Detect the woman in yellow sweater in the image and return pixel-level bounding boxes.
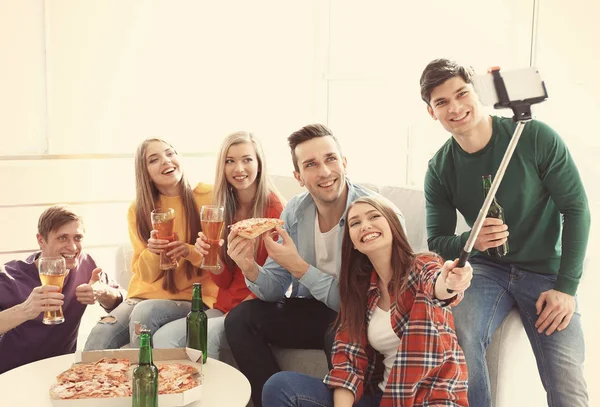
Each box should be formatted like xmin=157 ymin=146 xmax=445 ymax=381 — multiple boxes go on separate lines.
xmin=84 ymin=138 xmax=217 ymax=350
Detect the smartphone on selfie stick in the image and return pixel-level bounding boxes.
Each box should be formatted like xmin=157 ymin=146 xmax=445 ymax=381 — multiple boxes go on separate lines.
xmin=446 ymin=67 xmax=548 ymax=294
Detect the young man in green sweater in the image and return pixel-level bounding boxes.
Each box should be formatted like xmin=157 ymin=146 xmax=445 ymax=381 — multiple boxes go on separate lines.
xmin=420 ymin=59 xmax=590 ymax=407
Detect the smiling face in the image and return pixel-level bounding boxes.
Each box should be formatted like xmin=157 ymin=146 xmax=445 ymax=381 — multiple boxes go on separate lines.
xmin=293 ymin=136 xmax=347 ymax=205
xmin=144 ymin=140 xmax=182 ymax=191
xmin=427 ymin=76 xmax=486 ymax=138
xmin=37 ymin=220 xmax=85 ymax=270
xmin=347 ymin=202 xmax=392 ymax=256
xmin=224 ymin=142 xmax=259 ymax=192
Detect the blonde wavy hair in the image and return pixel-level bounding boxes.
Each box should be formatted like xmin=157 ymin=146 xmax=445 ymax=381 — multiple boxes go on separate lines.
xmin=212 ymin=131 xmax=284 ymax=269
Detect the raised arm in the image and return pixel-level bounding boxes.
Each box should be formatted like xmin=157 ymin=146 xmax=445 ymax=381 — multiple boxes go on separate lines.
xmin=246 ymin=224 xmax=341 ymax=311
xmin=127 ymin=204 xmax=164 ymax=283
xmin=75 ymin=267 xmax=125 ymax=312
xmin=0 ymin=286 xmax=63 ymax=335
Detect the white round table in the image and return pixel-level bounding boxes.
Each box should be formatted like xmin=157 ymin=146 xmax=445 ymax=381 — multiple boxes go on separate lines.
xmin=0 ymin=354 xmax=250 ymax=406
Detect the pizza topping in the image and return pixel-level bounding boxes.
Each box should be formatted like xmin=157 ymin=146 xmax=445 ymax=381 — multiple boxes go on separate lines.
xmin=50 ymin=360 xmax=200 ymax=400
xmin=231 ymin=218 xmax=284 ymax=239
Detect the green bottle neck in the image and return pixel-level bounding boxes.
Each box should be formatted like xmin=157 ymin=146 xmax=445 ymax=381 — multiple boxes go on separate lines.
xmin=482 ymin=176 xmax=497 ymax=203
xmin=138 ymin=334 xmax=153 ymax=365
xmin=191 ymin=286 xmax=203 ymax=312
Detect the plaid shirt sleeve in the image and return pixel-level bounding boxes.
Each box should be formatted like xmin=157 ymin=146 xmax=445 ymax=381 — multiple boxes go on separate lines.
xmin=379 ymin=254 xmax=468 ymax=406
xmin=323 ymin=325 xmax=371 ymax=401
xmin=414 ymin=254 xmax=463 ymax=308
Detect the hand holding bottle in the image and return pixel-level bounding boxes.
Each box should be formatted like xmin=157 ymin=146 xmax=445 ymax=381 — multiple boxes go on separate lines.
xmin=473 ymin=218 xmax=509 ymax=252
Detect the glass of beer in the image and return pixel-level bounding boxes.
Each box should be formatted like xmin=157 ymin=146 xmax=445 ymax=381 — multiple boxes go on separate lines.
xmin=38 ymin=256 xmax=68 ymax=325
xmin=200 ymin=205 xmax=224 ymax=270
xmin=151 ymin=208 xmax=178 ymax=270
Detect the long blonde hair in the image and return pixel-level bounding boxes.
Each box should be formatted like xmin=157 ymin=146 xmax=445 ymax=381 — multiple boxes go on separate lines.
xmin=213 ymin=131 xmax=284 ymax=269
xmin=133 ymin=138 xmax=202 ymax=293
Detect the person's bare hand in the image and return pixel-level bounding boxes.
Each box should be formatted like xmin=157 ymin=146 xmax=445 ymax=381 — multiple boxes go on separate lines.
xmin=535 ymin=289 xmax=576 ymax=335
xmin=21 ymin=285 xmax=64 ymax=320
xmin=75 ymin=268 xmax=103 ymax=305
xmin=147 ymin=230 xmax=170 ymax=255
xmin=263 ymin=226 xmax=308 ymax=278
xmin=195 ymin=231 xmax=224 ymax=257
xmin=473 ymin=218 xmax=509 ymax=252
xmin=227 ymin=228 xmax=255 ymax=272
xmin=166 ymin=232 xmax=191 ymax=262
xmin=440 ymin=259 xmax=473 ymax=293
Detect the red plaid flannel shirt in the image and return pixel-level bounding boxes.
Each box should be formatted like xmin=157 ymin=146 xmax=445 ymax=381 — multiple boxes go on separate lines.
xmin=324 ymin=254 xmax=469 ymax=406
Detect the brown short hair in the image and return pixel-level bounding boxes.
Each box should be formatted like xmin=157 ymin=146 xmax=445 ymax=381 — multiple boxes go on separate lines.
xmin=38 ymin=205 xmax=84 ymax=241
xmin=420 ymin=59 xmax=474 ymax=105
xmin=287 ymin=124 xmax=343 ymax=172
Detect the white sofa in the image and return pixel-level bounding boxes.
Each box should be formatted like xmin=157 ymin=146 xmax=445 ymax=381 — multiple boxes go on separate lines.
xmin=87 ymin=175 xmax=547 ymax=407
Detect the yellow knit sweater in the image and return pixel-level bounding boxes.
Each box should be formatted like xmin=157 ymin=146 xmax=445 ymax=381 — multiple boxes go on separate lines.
xmin=126 ymin=183 xmax=218 ymax=306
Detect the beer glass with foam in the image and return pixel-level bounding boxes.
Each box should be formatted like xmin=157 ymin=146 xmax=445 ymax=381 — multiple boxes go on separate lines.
xmin=38 ymin=256 xmax=68 ymax=325
xmin=200 ymin=205 xmax=224 ymax=270
xmin=151 ymin=208 xmax=178 ymax=270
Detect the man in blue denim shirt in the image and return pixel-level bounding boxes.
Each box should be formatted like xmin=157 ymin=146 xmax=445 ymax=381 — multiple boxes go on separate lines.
xmin=224 ymin=124 xmax=405 ymax=407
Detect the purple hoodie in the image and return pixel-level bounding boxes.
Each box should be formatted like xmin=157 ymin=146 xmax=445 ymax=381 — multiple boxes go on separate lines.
xmin=0 ymin=252 xmax=100 ymax=374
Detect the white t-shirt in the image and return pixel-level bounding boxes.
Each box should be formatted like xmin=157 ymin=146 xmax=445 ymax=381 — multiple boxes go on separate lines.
xmin=314 ymin=212 xmax=341 ymax=277
xmin=367 ymin=306 xmax=401 ymax=392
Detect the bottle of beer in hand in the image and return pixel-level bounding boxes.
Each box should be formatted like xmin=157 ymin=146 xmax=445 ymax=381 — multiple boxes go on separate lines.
xmin=482 ymin=175 xmax=509 ymax=257
xmin=187 ymin=283 xmax=208 ymax=364
xmin=132 ymin=329 xmax=158 ymax=407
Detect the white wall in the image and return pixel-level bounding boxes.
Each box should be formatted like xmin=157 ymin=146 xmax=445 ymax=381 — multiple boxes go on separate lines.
xmin=1 ymin=1 xmax=598 ymax=404
xmin=533 ymin=0 xmax=600 ymax=401
xmin=0 ymin=0 xmax=46 ymax=154
xmin=326 ymin=0 xmax=534 ymax=186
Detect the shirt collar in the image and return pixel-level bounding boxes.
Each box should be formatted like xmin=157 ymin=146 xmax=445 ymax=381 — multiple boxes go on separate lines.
xmin=295 ymin=178 xmax=359 ymax=228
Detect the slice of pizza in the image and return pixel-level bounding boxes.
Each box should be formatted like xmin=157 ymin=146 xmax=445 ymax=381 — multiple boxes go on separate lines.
xmin=159 ymin=374 xmax=198 ymax=394
xmin=156 ymin=364 xmax=199 ymax=394
xmin=93 ymin=357 xmax=130 ymax=373
xmin=232 ymin=218 xmax=284 ymax=239
xmin=157 ymin=363 xmax=199 ymax=382
xmin=56 ymin=366 xmax=84 ymax=383
xmin=50 ymin=382 xmax=78 ymax=399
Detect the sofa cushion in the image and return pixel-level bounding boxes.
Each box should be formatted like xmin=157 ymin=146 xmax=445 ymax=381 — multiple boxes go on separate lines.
xmin=379 ymin=185 xmax=428 ymax=252
xmin=114 ymin=244 xmax=134 ymax=289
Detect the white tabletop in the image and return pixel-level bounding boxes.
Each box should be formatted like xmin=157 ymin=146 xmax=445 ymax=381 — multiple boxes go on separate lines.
xmin=0 ymin=354 xmax=250 ymax=406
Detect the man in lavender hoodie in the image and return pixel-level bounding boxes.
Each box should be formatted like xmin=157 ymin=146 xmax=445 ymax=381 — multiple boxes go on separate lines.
xmin=0 ymin=205 xmax=124 ymax=374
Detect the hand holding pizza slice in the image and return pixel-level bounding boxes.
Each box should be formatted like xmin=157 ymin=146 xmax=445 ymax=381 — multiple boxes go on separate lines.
xmin=231 ymin=218 xmax=284 ymax=240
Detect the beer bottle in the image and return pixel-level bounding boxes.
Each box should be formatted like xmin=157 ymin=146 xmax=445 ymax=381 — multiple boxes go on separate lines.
xmin=132 ymin=329 xmax=158 ymax=407
xmin=482 ymin=175 xmax=509 ymax=257
xmin=187 ymin=282 xmax=208 ymax=364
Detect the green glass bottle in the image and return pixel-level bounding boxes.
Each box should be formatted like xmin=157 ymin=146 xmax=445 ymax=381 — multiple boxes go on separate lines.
xmin=187 ymin=282 xmax=208 ymax=363
xmin=482 ymin=175 xmax=509 ymax=257
xmin=132 ymin=329 xmax=158 ymax=407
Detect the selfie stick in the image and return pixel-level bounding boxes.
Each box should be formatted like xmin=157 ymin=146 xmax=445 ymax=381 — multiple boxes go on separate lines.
xmin=447 ymin=67 xmax=548 ymax=293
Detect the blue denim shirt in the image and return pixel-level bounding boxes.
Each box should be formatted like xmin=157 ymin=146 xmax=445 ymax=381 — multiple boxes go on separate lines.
xmin=245 ymin=179 xmax=406 ymax=312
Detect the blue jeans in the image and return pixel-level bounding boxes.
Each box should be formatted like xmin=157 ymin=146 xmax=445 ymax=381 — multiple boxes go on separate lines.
xmin=153 ymin=309 xmax=226 ymax=359
xmin=262 ymin=372 xmax=382 ymax=407
xmin=84 ymin=299 xmax=191 ymax=350
xmin=453 ymin=257 xmax=587 ymax=407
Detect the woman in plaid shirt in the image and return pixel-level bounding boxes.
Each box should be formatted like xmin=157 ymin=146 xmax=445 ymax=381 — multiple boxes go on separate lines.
xmin=263 ymin=196 xmax=471 ymax=406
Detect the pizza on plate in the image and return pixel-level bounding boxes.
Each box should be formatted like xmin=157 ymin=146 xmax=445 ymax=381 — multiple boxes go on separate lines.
xmin=231 ymin=218 xmax=284 ymax=239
